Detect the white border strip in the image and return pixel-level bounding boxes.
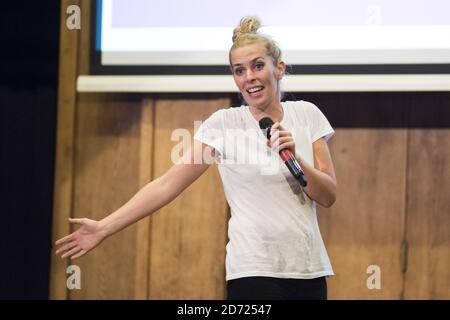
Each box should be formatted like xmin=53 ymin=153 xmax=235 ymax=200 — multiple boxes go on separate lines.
xmin=77 ymin=75 xmax=450 ymax=92
xmin=102 ymin=50 xmax=450 ymax=65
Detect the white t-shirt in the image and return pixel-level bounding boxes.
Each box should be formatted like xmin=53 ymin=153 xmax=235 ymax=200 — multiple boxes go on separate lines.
xmin=194 ymin=100 xmax=335 ymax=281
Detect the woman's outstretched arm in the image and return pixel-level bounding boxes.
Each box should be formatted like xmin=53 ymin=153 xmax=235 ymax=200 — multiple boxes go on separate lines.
xmin=55 ymin=140 xmax=214 ymax=260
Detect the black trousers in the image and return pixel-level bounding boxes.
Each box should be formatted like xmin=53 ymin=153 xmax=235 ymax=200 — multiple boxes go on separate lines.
xmin=227 ymin=276 xmax=327 ymax=300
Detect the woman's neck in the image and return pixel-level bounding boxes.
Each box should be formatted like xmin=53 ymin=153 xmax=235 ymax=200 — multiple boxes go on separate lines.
xmin=249 ymin=101 xmax=284 ymax=123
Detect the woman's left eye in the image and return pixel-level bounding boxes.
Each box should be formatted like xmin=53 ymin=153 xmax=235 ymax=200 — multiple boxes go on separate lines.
xmin=255 ymin=63 xmax=264 ymax=70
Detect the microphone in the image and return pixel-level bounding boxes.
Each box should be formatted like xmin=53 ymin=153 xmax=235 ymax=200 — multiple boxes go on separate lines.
xmin=259 ymin=117 xmax=307 ymax=187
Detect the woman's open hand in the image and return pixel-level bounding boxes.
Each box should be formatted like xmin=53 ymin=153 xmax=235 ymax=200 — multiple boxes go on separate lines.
xmin=55 ymin=218 xmax=107 ymax=260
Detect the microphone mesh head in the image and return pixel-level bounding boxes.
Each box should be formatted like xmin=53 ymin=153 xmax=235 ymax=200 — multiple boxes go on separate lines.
xmin=258 ymin=117 xmax=274 ymax=129
xmin=258 ymin=117 xmax=274 ymax=140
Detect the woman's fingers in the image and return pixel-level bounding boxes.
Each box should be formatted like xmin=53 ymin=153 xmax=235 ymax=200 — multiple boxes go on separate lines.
xmin=275 ymin=136 xmax=293 ymax=143
xmin=271 ymin=122 xmax=281 ymax=130
xmin=71 ymin=250 xmax=87 ymax=260
xmin=270 ymin=129 xmax=291 ymax=141
xmin=269 ymin=129 xmax=279 ymax=144
xmin=271 ymin=136 xmax=294 ymax=151
xmin=268 ymin=126 xmax=295 ymax=153
xmin=55 ymin=240 xmax=78 ymax=256
xmin=68 ymin=218 xmax=84 ymax=224
xmin=56 ymin=218 xmax=85 ymax=246
xmin=270 ymin=123 xmax=288 ymax=132
xmin=55 ymin=234 xmax=73 ymax=246
xmin=278 ymin=142 xmax=295 ymax=151
xmin=277 ymin=130 xmax=292 ymax=137
xmin=61 ymin=245 xmax=82 ymax=259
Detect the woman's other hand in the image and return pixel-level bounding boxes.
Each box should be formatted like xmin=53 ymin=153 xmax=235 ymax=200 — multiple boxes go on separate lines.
xmin=55 ymin=218 xmax=107 ymax=260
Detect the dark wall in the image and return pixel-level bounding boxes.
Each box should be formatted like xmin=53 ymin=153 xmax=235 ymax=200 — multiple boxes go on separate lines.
xmin=0 ymin=2 xmax=60 ymax=299
xmin=231 ymin=90 xmax=450 ymax=128
xmin=285 ymin=92 xmax=450 ymax=128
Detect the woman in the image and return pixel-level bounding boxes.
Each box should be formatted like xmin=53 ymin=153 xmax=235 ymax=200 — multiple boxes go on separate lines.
xmin=55 ymin=16 xmax=337 ymax=300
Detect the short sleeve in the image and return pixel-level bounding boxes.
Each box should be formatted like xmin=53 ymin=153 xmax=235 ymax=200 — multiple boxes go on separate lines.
xmin=303 ymin=101 xmax=334 ymax=142
xmin=193 ymin=109 xmax=225 ymax=155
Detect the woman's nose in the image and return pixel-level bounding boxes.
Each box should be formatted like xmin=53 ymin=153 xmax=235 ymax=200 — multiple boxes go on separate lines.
xmin=245 ymin=69 xmax=256 ymax=81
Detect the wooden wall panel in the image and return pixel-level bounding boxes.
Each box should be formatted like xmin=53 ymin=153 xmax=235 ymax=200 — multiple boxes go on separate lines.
xmin=78 ymin=0 xmax=91 ymax=75
xmin=50 ymin=0 xmax=81 ymax=300
xmin=69 ymin=93 xmax=153 ymax=299
xmin=318 ymin=129 xmax=408 ymax=299
xmin=404 ymin=129 xmax=450 ymax=299
xmin=134 ymin=99 xmax=153 ymax=299
xmin=149 ymin=98 xmax=230 ymax=299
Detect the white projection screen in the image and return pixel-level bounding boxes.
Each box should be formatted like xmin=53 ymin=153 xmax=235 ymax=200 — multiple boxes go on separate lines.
xmin=90 ymin=0 xmax=450 ymax=77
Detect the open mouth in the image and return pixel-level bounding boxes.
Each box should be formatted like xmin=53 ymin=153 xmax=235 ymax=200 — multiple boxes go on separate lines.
xmin=247 ymin=86 xmax=264 ymax=94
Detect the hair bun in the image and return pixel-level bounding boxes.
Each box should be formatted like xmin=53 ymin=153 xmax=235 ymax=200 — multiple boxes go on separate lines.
xmin=232 ymin=16 xmax=261 ymax=43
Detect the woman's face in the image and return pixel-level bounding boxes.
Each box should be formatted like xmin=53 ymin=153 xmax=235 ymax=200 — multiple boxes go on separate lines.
xmin=230 ymin=43 xmax=285 ymax=111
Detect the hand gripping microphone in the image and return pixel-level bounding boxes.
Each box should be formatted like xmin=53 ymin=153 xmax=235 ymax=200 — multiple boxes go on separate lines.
xmin=259 ymin=117 xmax=307 ymax=187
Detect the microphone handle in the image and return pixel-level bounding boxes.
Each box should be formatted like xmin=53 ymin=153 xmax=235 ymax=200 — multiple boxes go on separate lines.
xmin=280 ymin=150 xmax=308 ymax=187
xmin=263 ymin=124 xmax=307 ymax=187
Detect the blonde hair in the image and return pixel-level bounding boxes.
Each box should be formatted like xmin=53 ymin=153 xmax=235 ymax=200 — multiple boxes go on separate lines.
xmin=229 ymin=16 xmax=282 ymax=67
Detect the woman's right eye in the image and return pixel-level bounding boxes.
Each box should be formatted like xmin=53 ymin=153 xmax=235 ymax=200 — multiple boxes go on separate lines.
xmin=234 ymin=68 xmax=243 ymax=76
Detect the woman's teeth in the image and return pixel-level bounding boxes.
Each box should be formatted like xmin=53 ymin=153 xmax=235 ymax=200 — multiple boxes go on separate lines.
xmin=247 ymin=86 xmax=263 ymax=93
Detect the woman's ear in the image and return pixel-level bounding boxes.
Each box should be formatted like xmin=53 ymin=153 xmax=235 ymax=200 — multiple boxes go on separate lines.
xmin=277 ymin=61 xmax=286 ymax=80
